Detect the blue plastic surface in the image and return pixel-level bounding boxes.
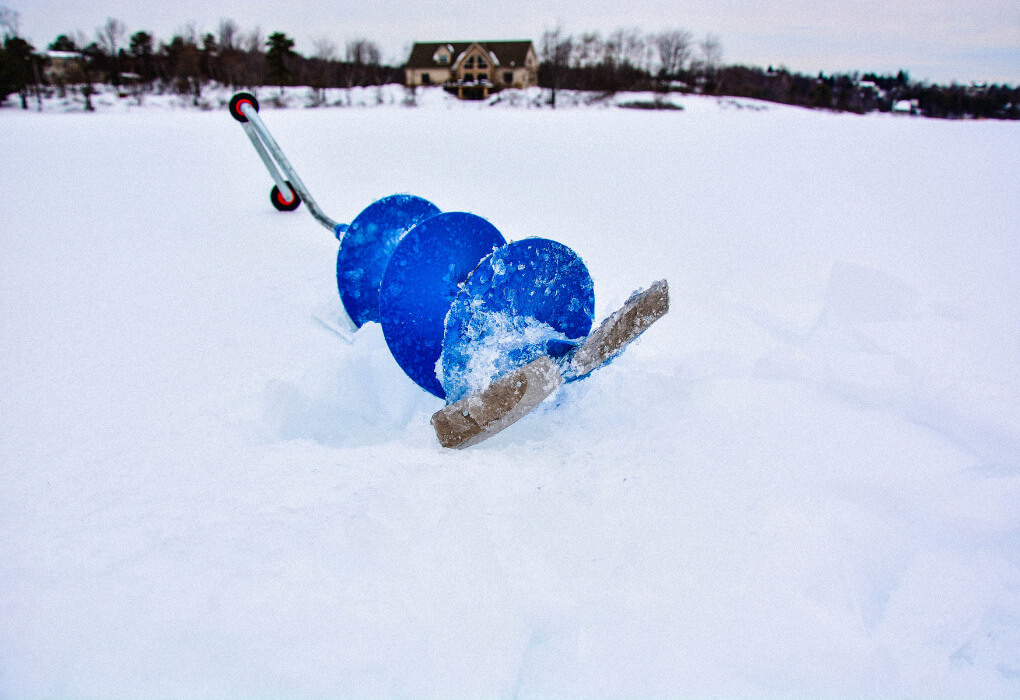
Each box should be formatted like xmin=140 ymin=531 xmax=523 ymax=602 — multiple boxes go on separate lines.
xmin=379 ymin=212 xmax=507 ymax=398
xmin=336 ymin=194 xmax=441 ymax=327
xmin=440 ymin=238 xmax=594 ymax=403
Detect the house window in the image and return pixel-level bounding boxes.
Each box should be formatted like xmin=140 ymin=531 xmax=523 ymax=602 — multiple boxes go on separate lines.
xmin=504 ymin=71 xmax=513 ymax=84
xmin=465 ymin=56 xmax=475 ymax=68
xmin=464 ymin=73 xmax=474 ymax=83
xmin=477 ymin=57 xmax=488 ymax=68
xmin=437 ymin=54 xmax=449 ymax=65
xmin=421 ymin=73 xmax=431 ymax=85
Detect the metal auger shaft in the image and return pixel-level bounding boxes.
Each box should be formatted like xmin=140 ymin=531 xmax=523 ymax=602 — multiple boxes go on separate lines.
xmin=229 ymin=92 xmax=348 ymax=238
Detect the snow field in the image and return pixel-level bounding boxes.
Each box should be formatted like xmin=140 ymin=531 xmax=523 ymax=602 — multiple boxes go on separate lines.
xmin=1 ymin=89 xmax=1019 ymax=697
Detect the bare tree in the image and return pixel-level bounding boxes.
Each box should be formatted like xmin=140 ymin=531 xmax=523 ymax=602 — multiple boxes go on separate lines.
xmin=240 ymin=26 xmax=265 ymax=87
xmin=344 ymin=38 xmax=381 ymax=98
xmin=217 ymin=18 xmax=239 ymax=51
xmin=654 ymin=29 xmax=693 ymax=81
xmin=242 ymin=26 xmax=263 ymax=53
xmin=97 ymin=17 xmax=125 ymax=56
xmin=180 ymin=22 xmax=199 ymax=47
xmin=699 ymin=33 xmax=723 ymax=73
xmin=73 ymin=30 xmax=91 ymax=53
xmin=620 ymin=28 xmax=648 ymax=70
xmin=313 ymin=36 xmax=337 ymax=60
xmin=345 ymin=38 xmax=380 ymax=66
xmin=541 ymin=27 xmax=573 ymax=107
xmin=310 ymin=36 xmax=337 ymax=104
xmin=214 ymin=19 xmax=246 ymax=87
xmin=0 ymin=4 xmax=19 ymax=38
xmin=574 ymin=31 xmax=602 ymax=69
xmin=604 ymin=29 xmax=623 ymax=67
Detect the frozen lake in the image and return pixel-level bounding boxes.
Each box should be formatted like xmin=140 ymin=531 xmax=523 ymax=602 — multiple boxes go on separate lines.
xmin=2 ymin=87 xmax=1019 ymax=697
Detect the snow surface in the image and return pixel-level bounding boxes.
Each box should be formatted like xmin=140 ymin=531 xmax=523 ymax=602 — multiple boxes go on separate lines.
xmin=2 ymin=85 xmax=1020 ymax=698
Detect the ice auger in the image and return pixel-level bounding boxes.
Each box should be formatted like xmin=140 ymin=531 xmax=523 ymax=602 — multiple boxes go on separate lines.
xmin=228 ymin=92 xmax=668 ymax=448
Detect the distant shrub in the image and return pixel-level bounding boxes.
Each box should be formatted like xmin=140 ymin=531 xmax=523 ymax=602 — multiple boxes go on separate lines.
xmin=618 ymin=100 xmax=684 ymax=111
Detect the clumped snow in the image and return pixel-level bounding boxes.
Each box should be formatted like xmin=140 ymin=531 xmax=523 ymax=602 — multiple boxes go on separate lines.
xmin=440 ymin=309 xmax=573 ymax=402
xmin=1 ymin=87 xmax=1019 ymax=698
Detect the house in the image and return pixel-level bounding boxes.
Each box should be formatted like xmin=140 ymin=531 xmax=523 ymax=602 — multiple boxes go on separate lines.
xmin=405 ymin=41 xmax=538 ymax=99
xmin=892 ymin=99 xmax=919 ymax=115
xmin=45 ymin=50 xmax=83 ymax=83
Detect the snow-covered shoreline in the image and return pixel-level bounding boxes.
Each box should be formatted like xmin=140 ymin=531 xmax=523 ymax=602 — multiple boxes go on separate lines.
xmin=0 ymin=81 xmax=801 ymax=115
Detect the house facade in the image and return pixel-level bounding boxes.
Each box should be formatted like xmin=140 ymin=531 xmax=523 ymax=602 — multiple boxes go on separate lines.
xmin=405 ymin=41 xmax=538 ymax=99
xmin=45 ymin=51 xmax=83 ymax=83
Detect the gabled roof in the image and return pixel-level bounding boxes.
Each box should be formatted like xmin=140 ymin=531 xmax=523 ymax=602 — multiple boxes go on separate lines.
xmin=405 ymin=41 xmax=534 ymax=69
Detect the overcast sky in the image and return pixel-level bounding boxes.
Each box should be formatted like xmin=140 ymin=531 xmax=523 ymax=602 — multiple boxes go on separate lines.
xmin=9 ymin=0 xmax=1020 ymax=84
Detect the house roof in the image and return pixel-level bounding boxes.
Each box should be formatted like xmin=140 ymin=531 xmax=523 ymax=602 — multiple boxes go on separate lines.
xmin=405 ymin=41 xmax=534 ymax=69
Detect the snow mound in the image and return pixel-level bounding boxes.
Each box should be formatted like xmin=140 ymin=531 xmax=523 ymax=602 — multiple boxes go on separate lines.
xmin=263 ymin=323 xmax=438 ymax=447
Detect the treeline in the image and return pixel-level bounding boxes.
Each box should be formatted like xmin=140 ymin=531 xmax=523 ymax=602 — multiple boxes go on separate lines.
xmin=2 ymin=6 xmax=1017 ymax=120
xmin=537 ymin=27 xmax=723 ymax=96
xmin=536 ymin=27 xmax=1019 ymax=119
xmin=688 ymin=65 xmax=1019 ymax=119
xmin=0 ymin=11 xmax=399 ymax=110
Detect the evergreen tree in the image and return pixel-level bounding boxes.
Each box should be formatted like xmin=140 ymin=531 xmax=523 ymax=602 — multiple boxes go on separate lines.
xmin=49 ymin=34 xmax=78 ymax=52
xmin=265 ymin=31 xmax=295 ymax=94
xmin=0 ymin=42 xmax=8 ymax=103
xmin=128 ymin=31 xmax=154 ymax=84
xmin=0 ymin=35 xmax=34 ymax=107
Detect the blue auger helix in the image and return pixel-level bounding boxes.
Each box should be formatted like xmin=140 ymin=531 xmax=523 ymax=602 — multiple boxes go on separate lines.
xmin=229 ymin=92 xmax=598 ymax=403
